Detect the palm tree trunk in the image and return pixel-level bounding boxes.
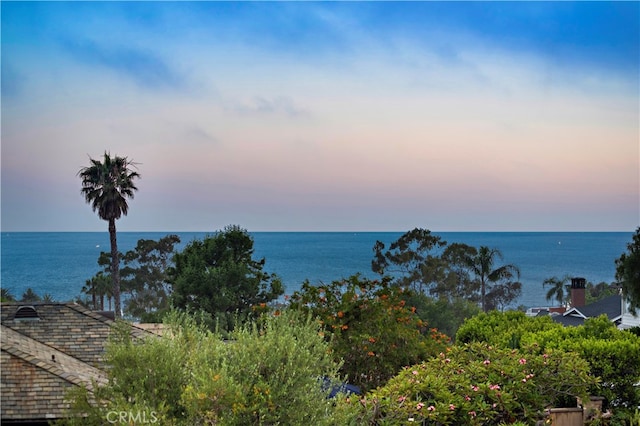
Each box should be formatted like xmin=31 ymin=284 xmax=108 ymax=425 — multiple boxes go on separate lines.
xmin=109 ymin=218 xmax=121 ymax=318
xmin=481 ymin=278 xmax=486 ymax=312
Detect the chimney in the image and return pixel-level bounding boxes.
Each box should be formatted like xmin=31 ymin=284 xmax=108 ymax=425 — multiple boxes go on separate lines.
xmin=570 ymin=277 xmax=586 ymax=308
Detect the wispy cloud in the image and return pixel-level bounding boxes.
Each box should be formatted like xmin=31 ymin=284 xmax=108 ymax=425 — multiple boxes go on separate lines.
xmin=59 ymin=38 xmax=184 ymax=90
xmin=231 ymin=96 xmax=310 ymax=118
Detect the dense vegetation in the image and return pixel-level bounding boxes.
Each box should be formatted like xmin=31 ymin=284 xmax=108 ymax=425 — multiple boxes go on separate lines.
xmin=51 ymin=226 xmax=640 ymax=424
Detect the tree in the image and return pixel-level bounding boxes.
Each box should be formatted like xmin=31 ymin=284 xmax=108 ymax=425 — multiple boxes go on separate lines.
xmin=437 ymin=242 xmax=479 ymax=301
xmin=469 ymin=246 xmax=521 ymax=312
xmin=169 ymin=225 xmax=283 ymax=330
xmin=78 ymin=152 xmax=140 ymax=318
xmin=121 ymin=235 xmax=180 ymax=321
xmin=586 ymin=281 xmax=618 ymax=304
xmin=81 ymin=272 xmax=112 ymax=311
xmin=372 ymin=228 xmax=448 ymax=294
xmin=616 ymin=227 xmax=640 ymax=315
xmin=543 ymin=275 xmax=571 ymax=306
xmin=288 ymin=274 xmax=450 ymax=392
xmin=21 ymin=287 xmax=41 ymax=302
xmin=1 ymin=288 xmax=16 ymax=302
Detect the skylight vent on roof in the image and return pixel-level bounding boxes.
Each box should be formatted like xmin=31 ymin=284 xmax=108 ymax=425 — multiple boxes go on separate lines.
xmin=14 ymin=305 xmax=40 ymax=321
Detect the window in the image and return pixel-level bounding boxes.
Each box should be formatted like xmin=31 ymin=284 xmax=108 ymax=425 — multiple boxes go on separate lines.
xmin=14 ymin=306 xmax=40 ymax=321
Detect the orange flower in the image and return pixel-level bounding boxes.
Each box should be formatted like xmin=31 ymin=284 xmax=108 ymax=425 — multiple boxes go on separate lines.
xmin=337 ymin=311 xmax=344 ymax=318
xmin=341 ymin=324 xmax=349 ymax=330
xmin=367 ymin=351 xmax=375 ymax=357
xmin=368 ymin=337 xmax=376 ymax=343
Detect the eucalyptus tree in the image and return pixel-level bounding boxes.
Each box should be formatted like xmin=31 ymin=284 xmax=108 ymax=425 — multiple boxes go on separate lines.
xmin=121 ymin=234 xmax=180 ymax=320
xmin=372 ymin=228 xmax=447 ymax=294
xmin=78 ymin=152 xmax=140 ymax=318
xmin=469 ymin=246 xmax=521 ymax=312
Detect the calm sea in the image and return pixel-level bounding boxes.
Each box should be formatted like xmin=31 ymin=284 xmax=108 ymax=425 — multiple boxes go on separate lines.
xmin=0 ymin=232 xmax=632 ymax=309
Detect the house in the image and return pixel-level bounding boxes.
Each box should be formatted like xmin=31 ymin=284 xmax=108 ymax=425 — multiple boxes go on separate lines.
xmin=550 ymin=277 xmax=638 ymax=328
xmin=620 ymin=298 xmax=640 ymax=329
xmin=0 ymin=302 xmax=154 ymax=425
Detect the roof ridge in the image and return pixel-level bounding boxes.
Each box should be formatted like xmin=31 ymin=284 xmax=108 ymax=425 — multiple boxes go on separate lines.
xmin=0 ymin=325 xmax=108 ymax=391
xmin=62 ymin=303 xmax=158 ymax=339
xmin=63 ymin=302 xmax=115 ymax=325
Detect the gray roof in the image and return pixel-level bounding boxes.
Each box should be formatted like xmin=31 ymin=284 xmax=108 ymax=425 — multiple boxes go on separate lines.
xmin=1 ymin=302 xmax=155 ymax=422
xmin=553 ymin=295 xmax=622 ymax=327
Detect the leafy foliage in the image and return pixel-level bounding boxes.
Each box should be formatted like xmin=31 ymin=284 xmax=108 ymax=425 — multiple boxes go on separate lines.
xmin=181 ymin=310 xmax=348 ymax=425
xmin=616 ymin=227 xmax=640 ymax=314
xmin=371 ymin=229 xmax=521 ymax=312
xmin=289 ymin=274 xmax=450 ymax=392
xmin=169 ymin=225 xmax=283 ymax=330
xmin=121 ymin=234 xmax=180 ymax=321
xmin=456 ymin=311 xmax=640 ymax=408
xmin=0 ymin=288 xmax=16 ymax=302
xmin=372 ymin=228 xmax=448 ymax=294
xmin=543 ymin=275 xmax=571 ymax=305
xmin=469 ymin=246 xmax=521 ymax=312
xmin=357 ymin=343 xmax=595 ymax=425
xmin=61 ymin=310 xmax=353 ymax=425
xmin=404 ymin=293 xmax=481 ymax=340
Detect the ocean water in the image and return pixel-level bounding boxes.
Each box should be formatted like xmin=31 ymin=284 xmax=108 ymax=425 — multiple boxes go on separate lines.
xmin=0 ymin=231 xmax=632 ymax=309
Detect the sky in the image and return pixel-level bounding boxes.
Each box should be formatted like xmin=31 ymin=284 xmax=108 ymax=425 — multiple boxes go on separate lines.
xmin=1 ymin=1 xmax=638 ymax=232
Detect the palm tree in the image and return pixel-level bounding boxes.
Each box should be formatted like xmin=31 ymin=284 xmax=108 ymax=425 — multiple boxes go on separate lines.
xmin=78 ymin=152 xmax=140 ymax=318
xmin=469 ymin=246 xmax=520 ymax=312
xmin=1 ymin=288 xmax=16 ymax=302
xmin=543 ymin=275 xmax=571 ymax=306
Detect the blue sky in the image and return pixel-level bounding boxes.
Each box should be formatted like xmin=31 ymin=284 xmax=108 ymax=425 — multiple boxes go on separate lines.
xmin=1 ymin=1 xmax=638 ymax=232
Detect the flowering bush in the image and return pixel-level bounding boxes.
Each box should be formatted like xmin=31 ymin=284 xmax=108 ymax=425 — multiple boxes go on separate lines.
xmin=457 ymin=311 xmax=640 ymax=408
xmin=289 ymin=274 xmax=450 ymax=391
xmin=353 ymin=342 xmax=595 ymax=425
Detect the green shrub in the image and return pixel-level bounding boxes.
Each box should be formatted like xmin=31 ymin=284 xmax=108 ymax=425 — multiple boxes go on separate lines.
xmin=61 ymin=310 xmax=356 ymax=425
xmin=289 ymin=274 xmax=450 ymax=392
xmin=181 ymin=309 xmax=346 ymax=425
xmin=354 ymin=343 xmax=595 ymax=425
xmin=456 ymin=312 xmax=640 ymax=408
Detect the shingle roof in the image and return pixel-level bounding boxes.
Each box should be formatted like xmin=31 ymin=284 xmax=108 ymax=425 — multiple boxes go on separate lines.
xmin=1 ymin=302 xmax=156 ymax=422
xmin=553 ymin=295 xmax=622 ymax=327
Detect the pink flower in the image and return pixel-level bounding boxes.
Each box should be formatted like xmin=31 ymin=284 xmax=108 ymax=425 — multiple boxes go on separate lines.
xmin=471 ymin=385 xmax=479 ymax=392
xmin=416 ymin=402 xmax=425 ymax=410
xmin=445 ymin=358 xmax=451 ymax=363
xmin=465 ymin=395 xmax=471 ymax=401
xmin=468 ymin=411 xmax=477 ymax=417
xmin=449 ymin=404 xmax=456 ymax=411
xmin=489 ymin=384 xmax=501 ymax=391
xmin=398 ymin=396 xmax=407 ymax=403
xmin=427 ymin=405 xmax=435 ymax=412
xmin=412 ymin=370 xmax=419 ymax=375
xmin=522 ymin=378 xmax=527 ymax=383
xmin=519 ymin=358 xmax=527 ymax=365
xmin=483 ymin=359 xmax=491 ymax=365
